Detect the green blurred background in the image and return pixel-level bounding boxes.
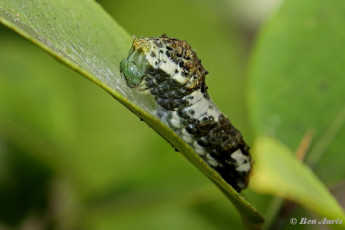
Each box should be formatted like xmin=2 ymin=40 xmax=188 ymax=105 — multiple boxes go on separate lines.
xmin=1 ymin=0 xmax=343 ymax=229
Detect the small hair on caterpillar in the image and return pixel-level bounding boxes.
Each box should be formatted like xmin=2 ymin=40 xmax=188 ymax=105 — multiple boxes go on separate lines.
xmin=120 ymin=34 xmax=252 ymax=192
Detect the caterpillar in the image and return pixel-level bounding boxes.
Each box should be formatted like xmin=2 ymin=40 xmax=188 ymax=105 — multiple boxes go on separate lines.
xmin=120 ymin=34 xmax=252 ymax=192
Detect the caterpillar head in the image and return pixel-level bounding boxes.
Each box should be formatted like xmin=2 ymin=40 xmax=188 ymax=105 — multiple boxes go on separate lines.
xmin=120 ymin=41 xmax=149 ymax=89
xmin=120 ymin=35 xmax=208 ymax=93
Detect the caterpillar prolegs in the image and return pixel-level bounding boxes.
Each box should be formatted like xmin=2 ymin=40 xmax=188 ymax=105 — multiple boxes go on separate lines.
xmin=120 ymin=34 xmax=252 ymax=192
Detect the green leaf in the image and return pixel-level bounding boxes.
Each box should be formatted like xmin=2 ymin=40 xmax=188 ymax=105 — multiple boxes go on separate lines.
xmin=250 ymin=136 xmax=345 ymax=227
xmin=248 ymin=0 xmax=345 ymax=186
xmin=248 ymin=0 xmax=345 ymax=226
xmin=0 ymin=0 xmax=263 ymax=228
